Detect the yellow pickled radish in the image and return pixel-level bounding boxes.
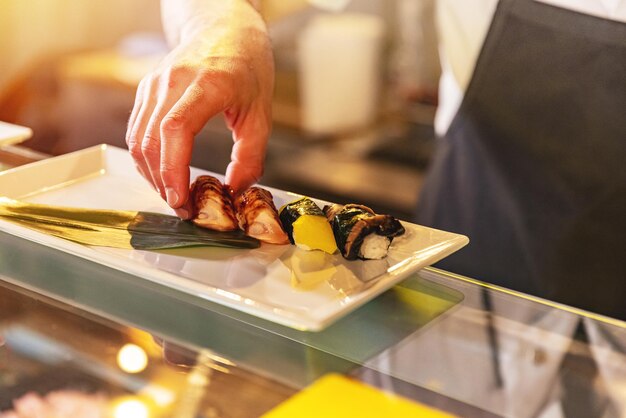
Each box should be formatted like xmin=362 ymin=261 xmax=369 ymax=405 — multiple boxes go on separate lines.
xmin=292 ymin=214 xmax=337 ymax=254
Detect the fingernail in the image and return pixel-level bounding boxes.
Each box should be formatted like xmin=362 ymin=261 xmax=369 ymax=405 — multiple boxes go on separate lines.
xmin=176 ymin=208 xmax=190 ymax=220
xmin=165 ymin=187 xmax=179 ymax=207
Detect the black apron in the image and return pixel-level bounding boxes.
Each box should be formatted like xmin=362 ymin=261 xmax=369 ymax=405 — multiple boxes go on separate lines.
xmin=417 ymin=0 xmax=626 ymax=319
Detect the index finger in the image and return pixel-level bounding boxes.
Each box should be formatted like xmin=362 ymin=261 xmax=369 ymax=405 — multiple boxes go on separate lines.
xmin=159 ymin=84 xmax=224 ymax=210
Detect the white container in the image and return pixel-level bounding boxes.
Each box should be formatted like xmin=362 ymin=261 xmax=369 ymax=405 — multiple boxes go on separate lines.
xmin=298 ymin=13 xmax=386 ymax=135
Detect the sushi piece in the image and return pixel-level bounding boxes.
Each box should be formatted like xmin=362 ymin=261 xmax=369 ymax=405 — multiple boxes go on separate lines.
xmin=189 ymin=175 xmax=239 ymax=231
xmin=279 ymin=197 xmax=337 ymax=254
xmin=234 ymin=187 xmax=289 ymax=244
xmin=323 ymin=203 xmax=405 ymax=260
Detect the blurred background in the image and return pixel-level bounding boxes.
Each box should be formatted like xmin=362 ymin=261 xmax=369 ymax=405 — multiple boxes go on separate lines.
xmin=0 ymin=0 xmax=441 ymax=220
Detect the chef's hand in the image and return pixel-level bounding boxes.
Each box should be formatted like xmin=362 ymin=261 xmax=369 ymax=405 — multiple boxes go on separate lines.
xmin=125 ymin=0 xmax=273 ymax=219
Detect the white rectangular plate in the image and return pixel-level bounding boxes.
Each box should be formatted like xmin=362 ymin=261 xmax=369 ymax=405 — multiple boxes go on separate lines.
xmin=0 ymin=122 xmax=32 ymax=147
xmin=0 ymin=145 xmax=468 ymax=331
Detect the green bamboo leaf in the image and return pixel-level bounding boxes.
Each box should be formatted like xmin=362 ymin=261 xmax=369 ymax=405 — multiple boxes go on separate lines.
xmin=0 ymin=198 xmax=260 ymax=250
xmin=7 ymin=217 xmax=135 ymax=249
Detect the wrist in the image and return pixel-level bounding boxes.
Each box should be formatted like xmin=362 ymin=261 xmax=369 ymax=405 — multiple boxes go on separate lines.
xmin=181 ymin=6 xmax=267 ymax=46
xmin=162 ymin=0 xmax=264 ymax=46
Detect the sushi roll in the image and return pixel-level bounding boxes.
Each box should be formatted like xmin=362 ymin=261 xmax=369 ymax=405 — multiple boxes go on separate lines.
xmin=189 ymin=175 xmax=239 ymax=231
xmin=323 ymin=203 xmax=405 ymax=260
xmin=234 ymin=187 xmax=289 ymax=245
xmin=279 ymin=197 xmax=337 ymax=254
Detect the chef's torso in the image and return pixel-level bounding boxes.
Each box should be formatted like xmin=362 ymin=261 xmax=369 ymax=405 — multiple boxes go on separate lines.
xmin=435 ymin=0 xmax=626 ymax=135
xmin=419 ymin=0 xmax=626 ymax=310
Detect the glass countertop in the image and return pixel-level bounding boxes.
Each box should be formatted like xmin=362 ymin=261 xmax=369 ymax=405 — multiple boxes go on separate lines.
xmin=1 ymin=147 xmax=625 ymax=418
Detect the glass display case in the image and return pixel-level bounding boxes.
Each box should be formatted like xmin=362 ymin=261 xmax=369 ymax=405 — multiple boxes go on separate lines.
xmin=1 ymin=147 xmax=625 ymax=418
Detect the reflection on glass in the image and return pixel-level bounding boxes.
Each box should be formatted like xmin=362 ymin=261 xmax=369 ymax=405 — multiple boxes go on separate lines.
xmin=112 ymin=397 xmax=149 ymax=418
xmin=116 ymin=343 xmax=148 ymax=374
xmin=279 ymin=247 xmax=390 ymax=296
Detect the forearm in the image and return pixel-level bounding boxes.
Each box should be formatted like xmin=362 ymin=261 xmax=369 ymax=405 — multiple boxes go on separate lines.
xmin=160 ymin=0 xmax=262 ymax=47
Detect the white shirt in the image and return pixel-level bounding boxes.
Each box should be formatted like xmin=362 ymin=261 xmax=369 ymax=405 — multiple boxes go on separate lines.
xmin=435 ymin=0 xmax=626 ymax=135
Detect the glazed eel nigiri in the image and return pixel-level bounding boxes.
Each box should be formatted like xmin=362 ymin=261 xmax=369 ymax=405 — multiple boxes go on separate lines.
xmin=234 ymin=187 xmax=289 ymax=245
xmin=189 ymin=175 xmax=239 ymax=231
xmin=323 ymin=203 xmax=405 ymax=260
